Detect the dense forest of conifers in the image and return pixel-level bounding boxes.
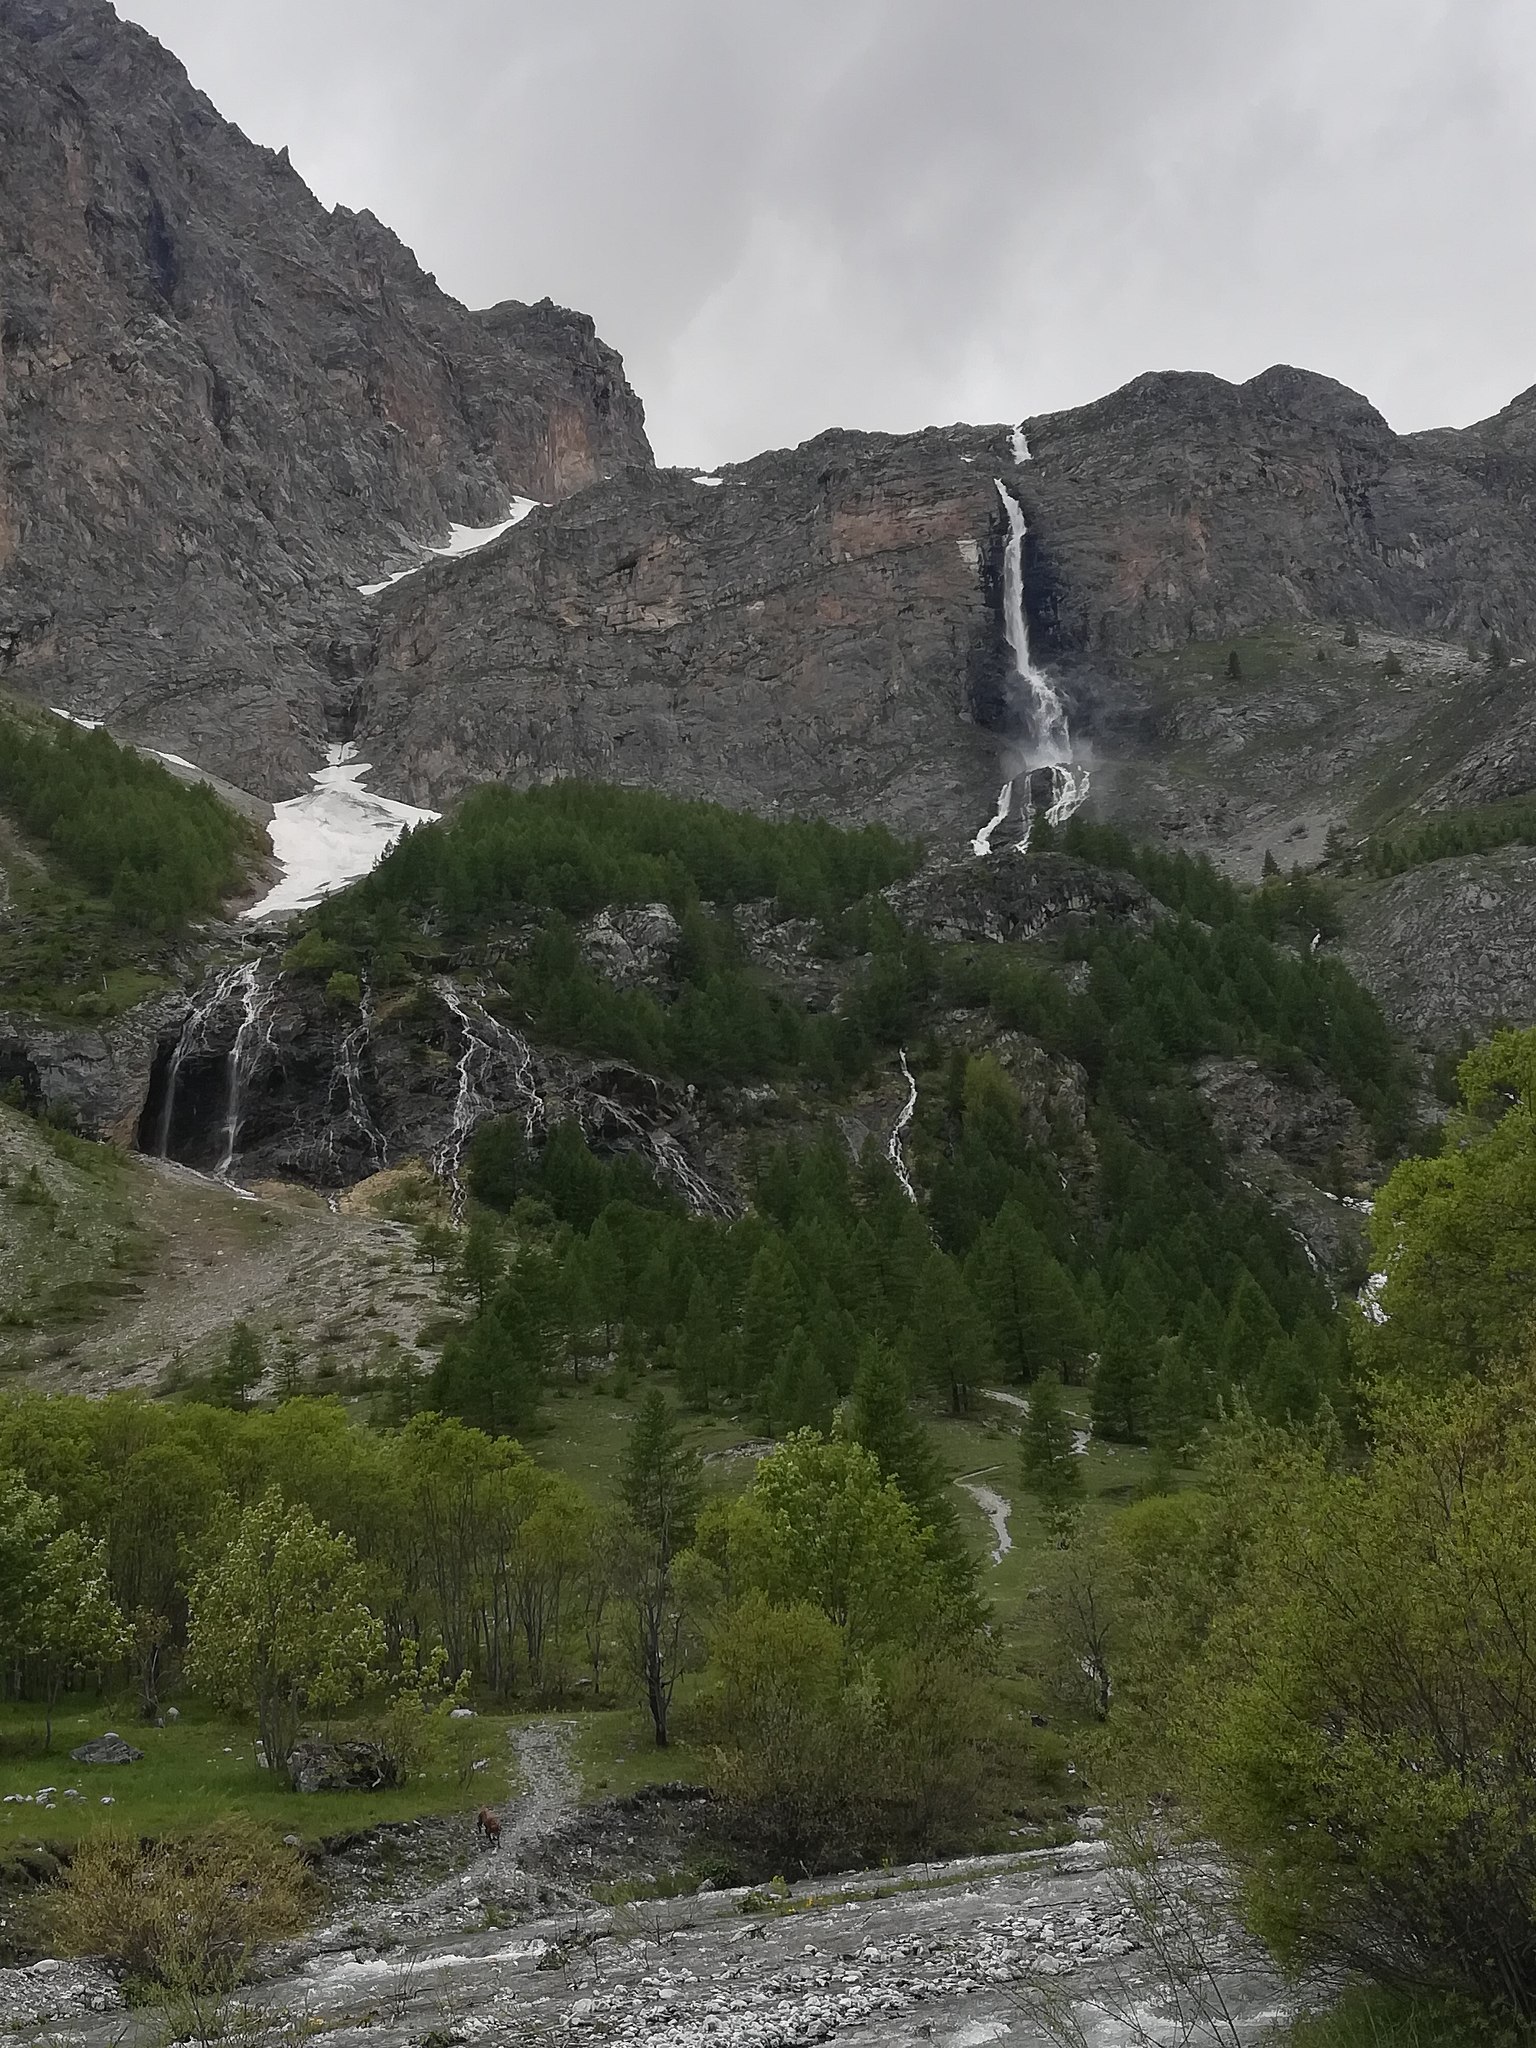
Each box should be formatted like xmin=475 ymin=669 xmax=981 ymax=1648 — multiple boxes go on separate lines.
xmin=1360 ymin=792 xmax=1536 ymax=875
xmin=286 ymin=783 xmax=1410 ymax=1451
xmin=0 ymin=713 xmax=251 ymax=929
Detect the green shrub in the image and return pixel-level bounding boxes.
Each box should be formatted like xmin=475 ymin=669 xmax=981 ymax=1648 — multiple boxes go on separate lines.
xmin=48 ymin=1821 xmax=313 ymax=1993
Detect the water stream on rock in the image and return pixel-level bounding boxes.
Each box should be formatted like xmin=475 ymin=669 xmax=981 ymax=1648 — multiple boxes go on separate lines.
xmin=888 ymin=1049 xmax=920 ymax=1203
xmin=972 ymin=479 xmax=1090 ymax=856
xmin=214 ymin=962 xmax=278 ymax=1178
xmin=432 ymin=981 xmax=544 ymax=1219
xmin=325 ymin=985 xmax=389 ymax=1178
xmin=153 ymin=959 xmax=252 ymax=1157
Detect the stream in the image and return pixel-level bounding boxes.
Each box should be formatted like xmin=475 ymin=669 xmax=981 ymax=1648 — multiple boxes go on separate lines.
xmin=6 ymin=1723 xmax=1296 ymax=2048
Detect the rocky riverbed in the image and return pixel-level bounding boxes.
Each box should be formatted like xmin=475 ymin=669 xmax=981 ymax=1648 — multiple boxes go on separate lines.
xmin=2 ymin=1727 xmax=1295 ymax=2048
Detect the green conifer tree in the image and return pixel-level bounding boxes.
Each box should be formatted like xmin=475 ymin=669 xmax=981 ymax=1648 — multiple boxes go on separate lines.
xmin=675 ymin=1274 xmax=727 ymax=1411
xmin=766 ymin=1329 xmax=837 ymax=1436
xmin=1018 ymin=1370 xmax=1082 ymax=1535
xmin=907 ymin=1253 xmax=991 ymax=1413
xmin=738 ymin=1239 xmax=804 ymax=1397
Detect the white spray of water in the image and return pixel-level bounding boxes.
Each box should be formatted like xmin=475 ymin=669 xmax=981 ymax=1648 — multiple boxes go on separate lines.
xmin=432 ymin=980 xmax=543 ymax=1221
xmin=971 ymin=780 xmax=1015 ymax=857
xmin=326 ymin=986 xmax=389 ymax=1177
xmin=887 ymin=1049 xmax=920 ymax=1205
xmin=154 ymin=959 xmax=252 ymax=1158
xmin=215 ymin=962 xmax=279 ymax=1179
xmin=1011 ymin=425 xmax=1033 ymax=464
xmin=971 ymin=479 xmax=1090 ymax=856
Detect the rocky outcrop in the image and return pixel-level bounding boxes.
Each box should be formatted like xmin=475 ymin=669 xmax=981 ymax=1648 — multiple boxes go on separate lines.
xmin=0 ymin=0 xmax=650 ymax=796
xmin=1339 ymin=847 xmax=1536 ymax=1047
xmin=287 ymin=1738 xmax=399 ymax=1795
xmin=1021 ymin=365 xmax=1536 ymax=658
xmin=888 ymin=849 xmax=1162 ymax=946
xmin=0 ymin=990 xmax=188 ymax=1136
xmin=68 ymin=1731 xmax=142 ymax=1764
xmin=578 ymin=903 xmax=682 ymax=991
xmin=356 ymin=430 xmax=1010 ymax=839
xmin=130 ymin=966 xmax=733 ymax=1212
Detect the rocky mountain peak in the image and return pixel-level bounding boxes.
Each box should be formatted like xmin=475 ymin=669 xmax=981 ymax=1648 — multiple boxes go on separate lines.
xmin=0 ymin=0 xmax=651 ymax=793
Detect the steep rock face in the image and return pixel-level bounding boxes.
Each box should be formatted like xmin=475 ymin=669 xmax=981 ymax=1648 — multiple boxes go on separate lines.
xmin=1020 ymin=365 xmax=1536 ymax=659
xmin=0 ymin=0 xmax=650 ymax=795
xmin=1339 ymin=847 xmax=1536 ymax=1047
xmin=344 ymin=366 xmax=1536 ymax=857
xmin=357 ymin=429 xmax=1014 ymax=840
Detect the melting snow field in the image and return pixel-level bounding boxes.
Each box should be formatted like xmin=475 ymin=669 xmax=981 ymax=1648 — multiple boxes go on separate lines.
xmin=358 ymin=497 xmax=539 ymax=597
xmin=242 ymin=744 xmax=437 ymax=923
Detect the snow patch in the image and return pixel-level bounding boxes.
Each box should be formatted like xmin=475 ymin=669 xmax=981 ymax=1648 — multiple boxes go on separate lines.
xmin=241 ymin=743 xmax=437 ymax=923
xmin=691 ymin=474 xmax=724 ymax=487
xmin=50 ymin=707 xmax=103 ymax=730
xmin=358 ymin=497 xmax=539 ymax=597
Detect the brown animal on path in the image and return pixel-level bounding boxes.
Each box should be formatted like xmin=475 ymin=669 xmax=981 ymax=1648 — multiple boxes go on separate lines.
xmin=476 ymin=1806 xmax=502 ymax=1851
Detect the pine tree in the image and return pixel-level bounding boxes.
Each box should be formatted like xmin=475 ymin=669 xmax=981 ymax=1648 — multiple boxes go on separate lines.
xmin=457 ymin=1209 xmax=505 ymax=1313
xmin=846 ymin=1338 xmax=944 ymax=1521
xmin=966 ymin=1203 xmax=1088 ymax=1382
xmin=907 ymin=1253 xmax=991 ymax=1413
xmin=1018 ymin=1371 xmax=1082 ymax=1534
xmin=584 ymin=1216 xmax=626 ymax=1352
xmin=1149 ymin=1335 xmax=1204 ymax=1459
xmin=620 ymin=1390 xmax=702 ymax=1747
xmin=738 ymin=1239 xmax=804 ymax=1397
xmin=216 ymin=1322 xmax=263 ymax=1410
xmin=429 ymin=1308 xmax=542 ymax=1436
xmin=1218 ymin=1271 xmax=1283 ymax=1388
xmin=560 ymin=1243 xmax=603 ymax=1381
xmin=1092 ymin=1271 xmax=1161 ymax=1443
xmin=675 ymin=1274 xmax=727 ymax=1410
xmin=766 ymin=1329 xmax=837 ymax=1436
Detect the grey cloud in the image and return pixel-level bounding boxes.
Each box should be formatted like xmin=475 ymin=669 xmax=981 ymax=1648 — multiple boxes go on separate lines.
xmin=120 ymin=0 xmax=1536 ymax=465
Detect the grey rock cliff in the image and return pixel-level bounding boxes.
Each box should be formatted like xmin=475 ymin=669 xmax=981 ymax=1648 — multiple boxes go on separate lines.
xmin=0 ymin=0 xmax=650 ymax=794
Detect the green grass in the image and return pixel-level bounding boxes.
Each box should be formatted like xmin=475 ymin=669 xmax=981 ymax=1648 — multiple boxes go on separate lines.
xmin=569 ymin=1697 xmax=711 ymax=1803
xmin=0 ymin=1699 xmax=516 ymax=1846
xmin=0 ymin=1106 xmax=156 ymax=1366
xmin=531 ymin=1376 xmax=765 ymax=1501
xmin=1286 ymin=1987 xmax=1528 ymax=2047
xmin=933 ymin=1384 xmax=1166 ymax=1607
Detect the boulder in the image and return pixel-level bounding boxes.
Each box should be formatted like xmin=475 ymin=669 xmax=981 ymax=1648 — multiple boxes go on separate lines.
xmin=286 ymin=1739 xmax=401 ymax=1795
xmin=68 ymin=1734 xmax=142 ymax=1765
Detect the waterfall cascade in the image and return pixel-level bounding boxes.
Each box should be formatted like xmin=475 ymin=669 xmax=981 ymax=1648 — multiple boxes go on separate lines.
xmin=326 ymin=987 xmax=389 ymax=1178
xmin=153 ymin=957 xmax=276 ymax=1178
xmin=432 ymin=981 xmax=544 ymax=1218
xmin=154 ymin=960 xmax=247 ymax=1157
xmin=972 ymin=478 xmax=1090 ymax=856
xmin=887 ymin=1050 xmax=920 ymax=1205
xmin=214 ymin=964 xmax=278 ymax=1178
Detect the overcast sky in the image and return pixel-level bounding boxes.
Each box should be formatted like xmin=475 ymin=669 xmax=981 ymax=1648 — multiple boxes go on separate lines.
xmin=118 ymin=0 xmax=1536 ymax=469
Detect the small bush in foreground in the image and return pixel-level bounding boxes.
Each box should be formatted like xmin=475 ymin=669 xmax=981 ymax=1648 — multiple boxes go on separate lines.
xmin=48 ymin=1820 xmax=313 ymax=1993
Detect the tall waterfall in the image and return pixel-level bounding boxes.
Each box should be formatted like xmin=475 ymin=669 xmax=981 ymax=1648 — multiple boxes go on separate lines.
xmin=432 ymin=981 xmax=544 ymax=1219
xmin=887 ymin=1050 xmax=920 ymax=1205
xmin=326 ymin=987 xmax=389 ymax=1178
xmin=972 ymin=478 xmax=1090 ymax=855
xmin=214 ymin=964 xmax=278 ymax=1178
xmin=153 ymin=957 xmax=275 ymax=1176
